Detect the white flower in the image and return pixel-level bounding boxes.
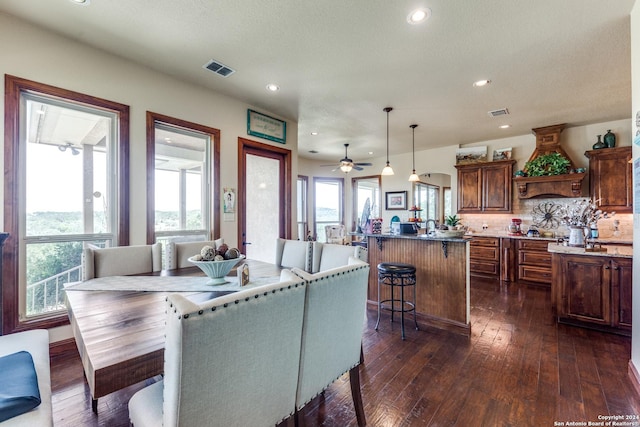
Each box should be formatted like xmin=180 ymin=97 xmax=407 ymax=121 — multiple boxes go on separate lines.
xmin=559 ymin=199 xmax=614 ymax=228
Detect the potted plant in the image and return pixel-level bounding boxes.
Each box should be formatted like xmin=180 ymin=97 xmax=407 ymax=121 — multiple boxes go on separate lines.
xmin=444 ymin=215 xmax=461 ymax=230
xmin=523 ymin=152 xmax=571 ymax=177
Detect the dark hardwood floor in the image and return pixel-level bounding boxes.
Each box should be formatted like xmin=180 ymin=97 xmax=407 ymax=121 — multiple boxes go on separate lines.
xmin=51 ymin=279 xmax=640 ymax=426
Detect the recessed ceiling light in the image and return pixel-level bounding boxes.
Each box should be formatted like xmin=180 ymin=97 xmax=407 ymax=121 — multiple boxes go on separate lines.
xmin=69 ymin=0 xmax=90 ymax=5
xmin=499 ymin=124 xmax=511 ymax=129
xmin=407 ymin=8 xmax=431 ymax=24
xmin=266 ymin=83 xmax=280 ymax=92
xmin=310 ymin=132 xmax=318 ymax=136
xmin=368 ymin=151 xmax=374 ymax=155
xmin=473 ymin=79 xmax=491 ymax=87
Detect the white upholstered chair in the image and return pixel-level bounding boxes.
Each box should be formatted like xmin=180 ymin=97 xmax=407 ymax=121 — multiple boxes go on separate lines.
xmin=324 ymin=224 xmax=347 ymax=244
xmin=291 ymin=257 xmax=370 ymax=427
xmin=275 ymin=238 xmax=313 ymax=271
xmin=128 ymin=271 xmax=307 ymax=427
xmin=165 ymin=238 xmax=224 ymax=269
xmin=310 ymin=242 xmax=368 ymax=273
xmin=83 ymin=243 xmax=162 ymax=280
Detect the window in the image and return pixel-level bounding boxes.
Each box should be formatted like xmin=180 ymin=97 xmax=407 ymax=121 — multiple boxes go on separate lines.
xmin=297 ymin=176 xmax=308 ymax=239
xmin=414 ymin=182 xmax=440 ymax=222
xmin=443 ymin=187 xmax=452 ymax=219
xmin=352 ymin=176 xmax=381 ymax=232
xmin=313 ymin=178 xmax=344 ymax=242
xmin=146 ymin=112 xmax=220 ymax=266
xmin=3 ymin=75 xmax=129 ymax=332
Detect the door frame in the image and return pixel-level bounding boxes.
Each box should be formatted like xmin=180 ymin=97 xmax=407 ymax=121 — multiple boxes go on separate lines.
xmin=237 ymin=138 xmax=292 ymax=250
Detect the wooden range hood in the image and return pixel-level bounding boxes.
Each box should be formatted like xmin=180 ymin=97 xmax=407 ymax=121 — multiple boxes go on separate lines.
xmin=513 ymin=124 xmax=585 ymax=199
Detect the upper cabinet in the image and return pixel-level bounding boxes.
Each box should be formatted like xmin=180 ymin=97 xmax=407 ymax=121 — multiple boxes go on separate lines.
xmin=584 ymin=146 xmax=632 ymax=213
xmin=455 ymin=160 xmax=515 ymax=213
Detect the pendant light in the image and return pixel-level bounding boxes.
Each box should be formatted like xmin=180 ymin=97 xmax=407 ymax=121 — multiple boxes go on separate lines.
xmin=381 ymin=107 xmax=394 ymax=176
xmin=408 ymin=124 xmax=420 ymax=182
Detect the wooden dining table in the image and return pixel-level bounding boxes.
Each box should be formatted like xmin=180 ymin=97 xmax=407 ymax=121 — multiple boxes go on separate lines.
xmin=64 ymin=259 xmax=282 ymax=412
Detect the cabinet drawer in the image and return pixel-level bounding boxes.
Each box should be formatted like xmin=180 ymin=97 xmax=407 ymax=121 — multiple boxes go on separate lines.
xmin=471 ymin=260 xmax=500 ymax=276
xmin=518 ymin=265 xmax=552 ymax=284
xmin=470 ymin=246 xmax=499 ymax=262
xmin=471 ymin=237 xmax=499 ymax=247
xmin=518 ymin=250 xmax=552 ymax=266
xmin=517 ymin=239 xmax=550 ymax=251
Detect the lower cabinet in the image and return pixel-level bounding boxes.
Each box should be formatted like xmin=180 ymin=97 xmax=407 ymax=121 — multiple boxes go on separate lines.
xmin=469 ymin=237 xmax=500 ymax=279
xmin=516 ymin=239 xmax=552 ymax=286
xmin=552 ymin=253 xmax=632 ymax=334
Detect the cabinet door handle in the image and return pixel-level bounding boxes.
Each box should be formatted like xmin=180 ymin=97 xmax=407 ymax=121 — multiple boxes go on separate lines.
xmin=604 ymin=266 xmax=610 ymax=270
xmin=613 ymin=266 xmax=620 ymax=271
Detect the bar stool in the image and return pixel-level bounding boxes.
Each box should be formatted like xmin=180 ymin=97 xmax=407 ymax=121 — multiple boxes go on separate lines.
xmin=375 ymin=262 xmax=419 ymax=340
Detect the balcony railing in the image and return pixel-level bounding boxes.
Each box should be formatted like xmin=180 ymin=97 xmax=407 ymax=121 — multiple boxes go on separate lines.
xmin=26 ymin=265 xmax=82 ymax=315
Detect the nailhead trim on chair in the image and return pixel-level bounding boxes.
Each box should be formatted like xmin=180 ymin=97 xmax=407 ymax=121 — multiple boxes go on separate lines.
xmin=171 ymin=282 xmax=306 ymax=319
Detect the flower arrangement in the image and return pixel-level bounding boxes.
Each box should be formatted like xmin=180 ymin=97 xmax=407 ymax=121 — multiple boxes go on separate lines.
xmin=559 ymin=199 xmax=614 ymax=228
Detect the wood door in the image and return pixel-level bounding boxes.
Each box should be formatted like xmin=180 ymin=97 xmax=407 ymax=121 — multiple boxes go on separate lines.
xmin=237 ymin=138 xmax=291 ymax=263
xmin=612 ymin=258 xmax=632 ymax=330
xmin=482 ymin=161 xmax=513 ymax=212
xmin=586 ymin=146 xmax=632 ymax=213
xmin=456 ymin=166 xmax=481 ymax=213
xmin=561 ymin=255 xmax=610 ymax=325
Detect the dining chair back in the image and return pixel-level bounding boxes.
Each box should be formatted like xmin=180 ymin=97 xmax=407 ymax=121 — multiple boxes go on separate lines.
xmin=324 ymin=224 xmax=347 ymax=244
xmin=128 ymin=271 xmax=307 ymax=427
xmin=275 ymin=238 xmax=313 ymax=271
xmin=292 ymin=257 xmax=369 ymax=426
xmin=83 ymin=243 xmax=162 ymax=280
xmin=165 ymin=238 xmax=224 ymax=269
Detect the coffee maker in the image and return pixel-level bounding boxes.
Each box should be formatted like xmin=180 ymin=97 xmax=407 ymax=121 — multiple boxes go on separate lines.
xmin=508 ymin=218 xmax=522 ymax=236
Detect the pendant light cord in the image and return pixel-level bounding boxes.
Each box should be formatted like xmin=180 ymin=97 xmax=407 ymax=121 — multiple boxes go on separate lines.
xmin=384 ymin=107 xmax=393 ymax=165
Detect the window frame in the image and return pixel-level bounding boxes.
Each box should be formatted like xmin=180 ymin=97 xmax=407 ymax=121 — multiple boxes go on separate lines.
xmin=297 ymin=175 xmax=309 ymax=240
xmin=351 ymin=175 xmax=381 ymax=231
xmin=3 ymin=75 xmax=130 ymax=334
xmin=312 ymin=177 xmax=344 ymax=242
xmin=145 ymin=112 xmax=220 ymax=245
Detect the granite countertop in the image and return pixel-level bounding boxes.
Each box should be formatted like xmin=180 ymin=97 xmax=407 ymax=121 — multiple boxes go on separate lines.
xmin=547 ymin=242 xmax=633 ymax=258
xmin=465 ymin=231 xmax=633 ymax=245
xmin=358 ymin=232 xmax=469 ymax=242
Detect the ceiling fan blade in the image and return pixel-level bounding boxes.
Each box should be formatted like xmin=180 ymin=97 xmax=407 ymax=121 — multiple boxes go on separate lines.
xmin=353 ymin=162 xmax=372 ymax=166
xmin=353 ymin=165 xmax=364 ymax=171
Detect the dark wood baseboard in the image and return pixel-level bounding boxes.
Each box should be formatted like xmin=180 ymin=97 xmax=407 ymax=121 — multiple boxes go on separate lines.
xmin=50 ymin=337 xmax=76 ymax=357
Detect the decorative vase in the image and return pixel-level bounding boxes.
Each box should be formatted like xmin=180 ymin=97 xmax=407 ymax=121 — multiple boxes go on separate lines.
xmin=592 ymin=135 xmax=605 ymax=150
xmin=603 ymin=129 xmax=616 ymax=148
xmin=568 ymin=226 xmax=586 ymax=247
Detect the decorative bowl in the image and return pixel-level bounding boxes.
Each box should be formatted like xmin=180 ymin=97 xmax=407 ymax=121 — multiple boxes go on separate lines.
xmin=188 ymin=255 xmax=245 ymax=285
xmin=434 ymin=229 xmax=465 ymax=238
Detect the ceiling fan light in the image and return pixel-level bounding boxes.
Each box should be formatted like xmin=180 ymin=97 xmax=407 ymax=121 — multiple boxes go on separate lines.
xmin=340 ymin=164 xmax=353 ymax=173
xmin=408 ymin=171 xmax=420 ymax=182
xmin=381 ymin=163 xmax=394 ymax=176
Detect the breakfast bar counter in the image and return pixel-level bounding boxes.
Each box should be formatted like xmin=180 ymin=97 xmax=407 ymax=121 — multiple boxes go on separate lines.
xmin=363 ymin=233 xmax=470 ymax=335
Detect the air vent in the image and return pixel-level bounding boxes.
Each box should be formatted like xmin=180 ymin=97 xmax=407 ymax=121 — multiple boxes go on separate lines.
xmin=203 ymin=59 xmax=236 ymax=77
xmin=488 ymin=108 xmax=509 ymax=117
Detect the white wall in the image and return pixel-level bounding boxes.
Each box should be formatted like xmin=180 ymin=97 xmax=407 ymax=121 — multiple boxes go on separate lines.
xmin=0 ymin=12 xmax=299 ymax=248
xmin=630 ymin=0 xmax=640 ymax=383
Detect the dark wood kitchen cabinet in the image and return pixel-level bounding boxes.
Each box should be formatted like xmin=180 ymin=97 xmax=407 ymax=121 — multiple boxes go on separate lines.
xmin=469 ymin=236 xmax=500 ymax=279
xmin=584 ymin=146 xmax=632 ymax=213
xmin=552 ymin=253 xmax=632 ymax=335
xmin=516 ymin=239 xmax=552 ymax=286
xmin=456 ymin=160 xmax=515 ymax=214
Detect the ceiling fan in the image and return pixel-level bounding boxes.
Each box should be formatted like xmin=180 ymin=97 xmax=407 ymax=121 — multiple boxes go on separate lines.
xmin=321 ymin=144 xmax=372 ymax=173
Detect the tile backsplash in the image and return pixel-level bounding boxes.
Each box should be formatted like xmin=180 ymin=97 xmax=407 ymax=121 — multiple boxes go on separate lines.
xmin=460 ymin=197 xmax=632 ymax=240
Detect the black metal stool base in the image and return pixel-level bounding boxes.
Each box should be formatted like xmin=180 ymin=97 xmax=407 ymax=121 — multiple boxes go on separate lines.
xmin=375 ymin=262 xmax=419 ymax=340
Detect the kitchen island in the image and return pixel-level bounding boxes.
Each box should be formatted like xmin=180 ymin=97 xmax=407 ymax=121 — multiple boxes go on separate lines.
xmin=363 ymin=233 xmax=470 ymax=336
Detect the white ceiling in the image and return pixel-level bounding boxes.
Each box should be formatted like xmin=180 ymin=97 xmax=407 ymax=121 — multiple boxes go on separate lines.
xmin=1 ymin=0 xmax=635 ymax=163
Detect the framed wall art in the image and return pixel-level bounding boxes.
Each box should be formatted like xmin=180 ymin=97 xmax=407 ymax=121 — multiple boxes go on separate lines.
xmin=385 ymin=191 xmax=407 ymax=210
xmin=247 ymin=109 xmax=286 ymax=144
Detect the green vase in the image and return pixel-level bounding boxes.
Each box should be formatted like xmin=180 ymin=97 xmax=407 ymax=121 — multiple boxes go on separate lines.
xmin=592 ymin=135 xmax=605 ymax=149
xmin=603 ymin=130 xmax=616 ymax=148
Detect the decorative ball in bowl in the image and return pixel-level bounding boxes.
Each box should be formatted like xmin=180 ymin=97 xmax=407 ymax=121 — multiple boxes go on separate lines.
xmin=188 ymin=254 xmax=245 ymax=285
